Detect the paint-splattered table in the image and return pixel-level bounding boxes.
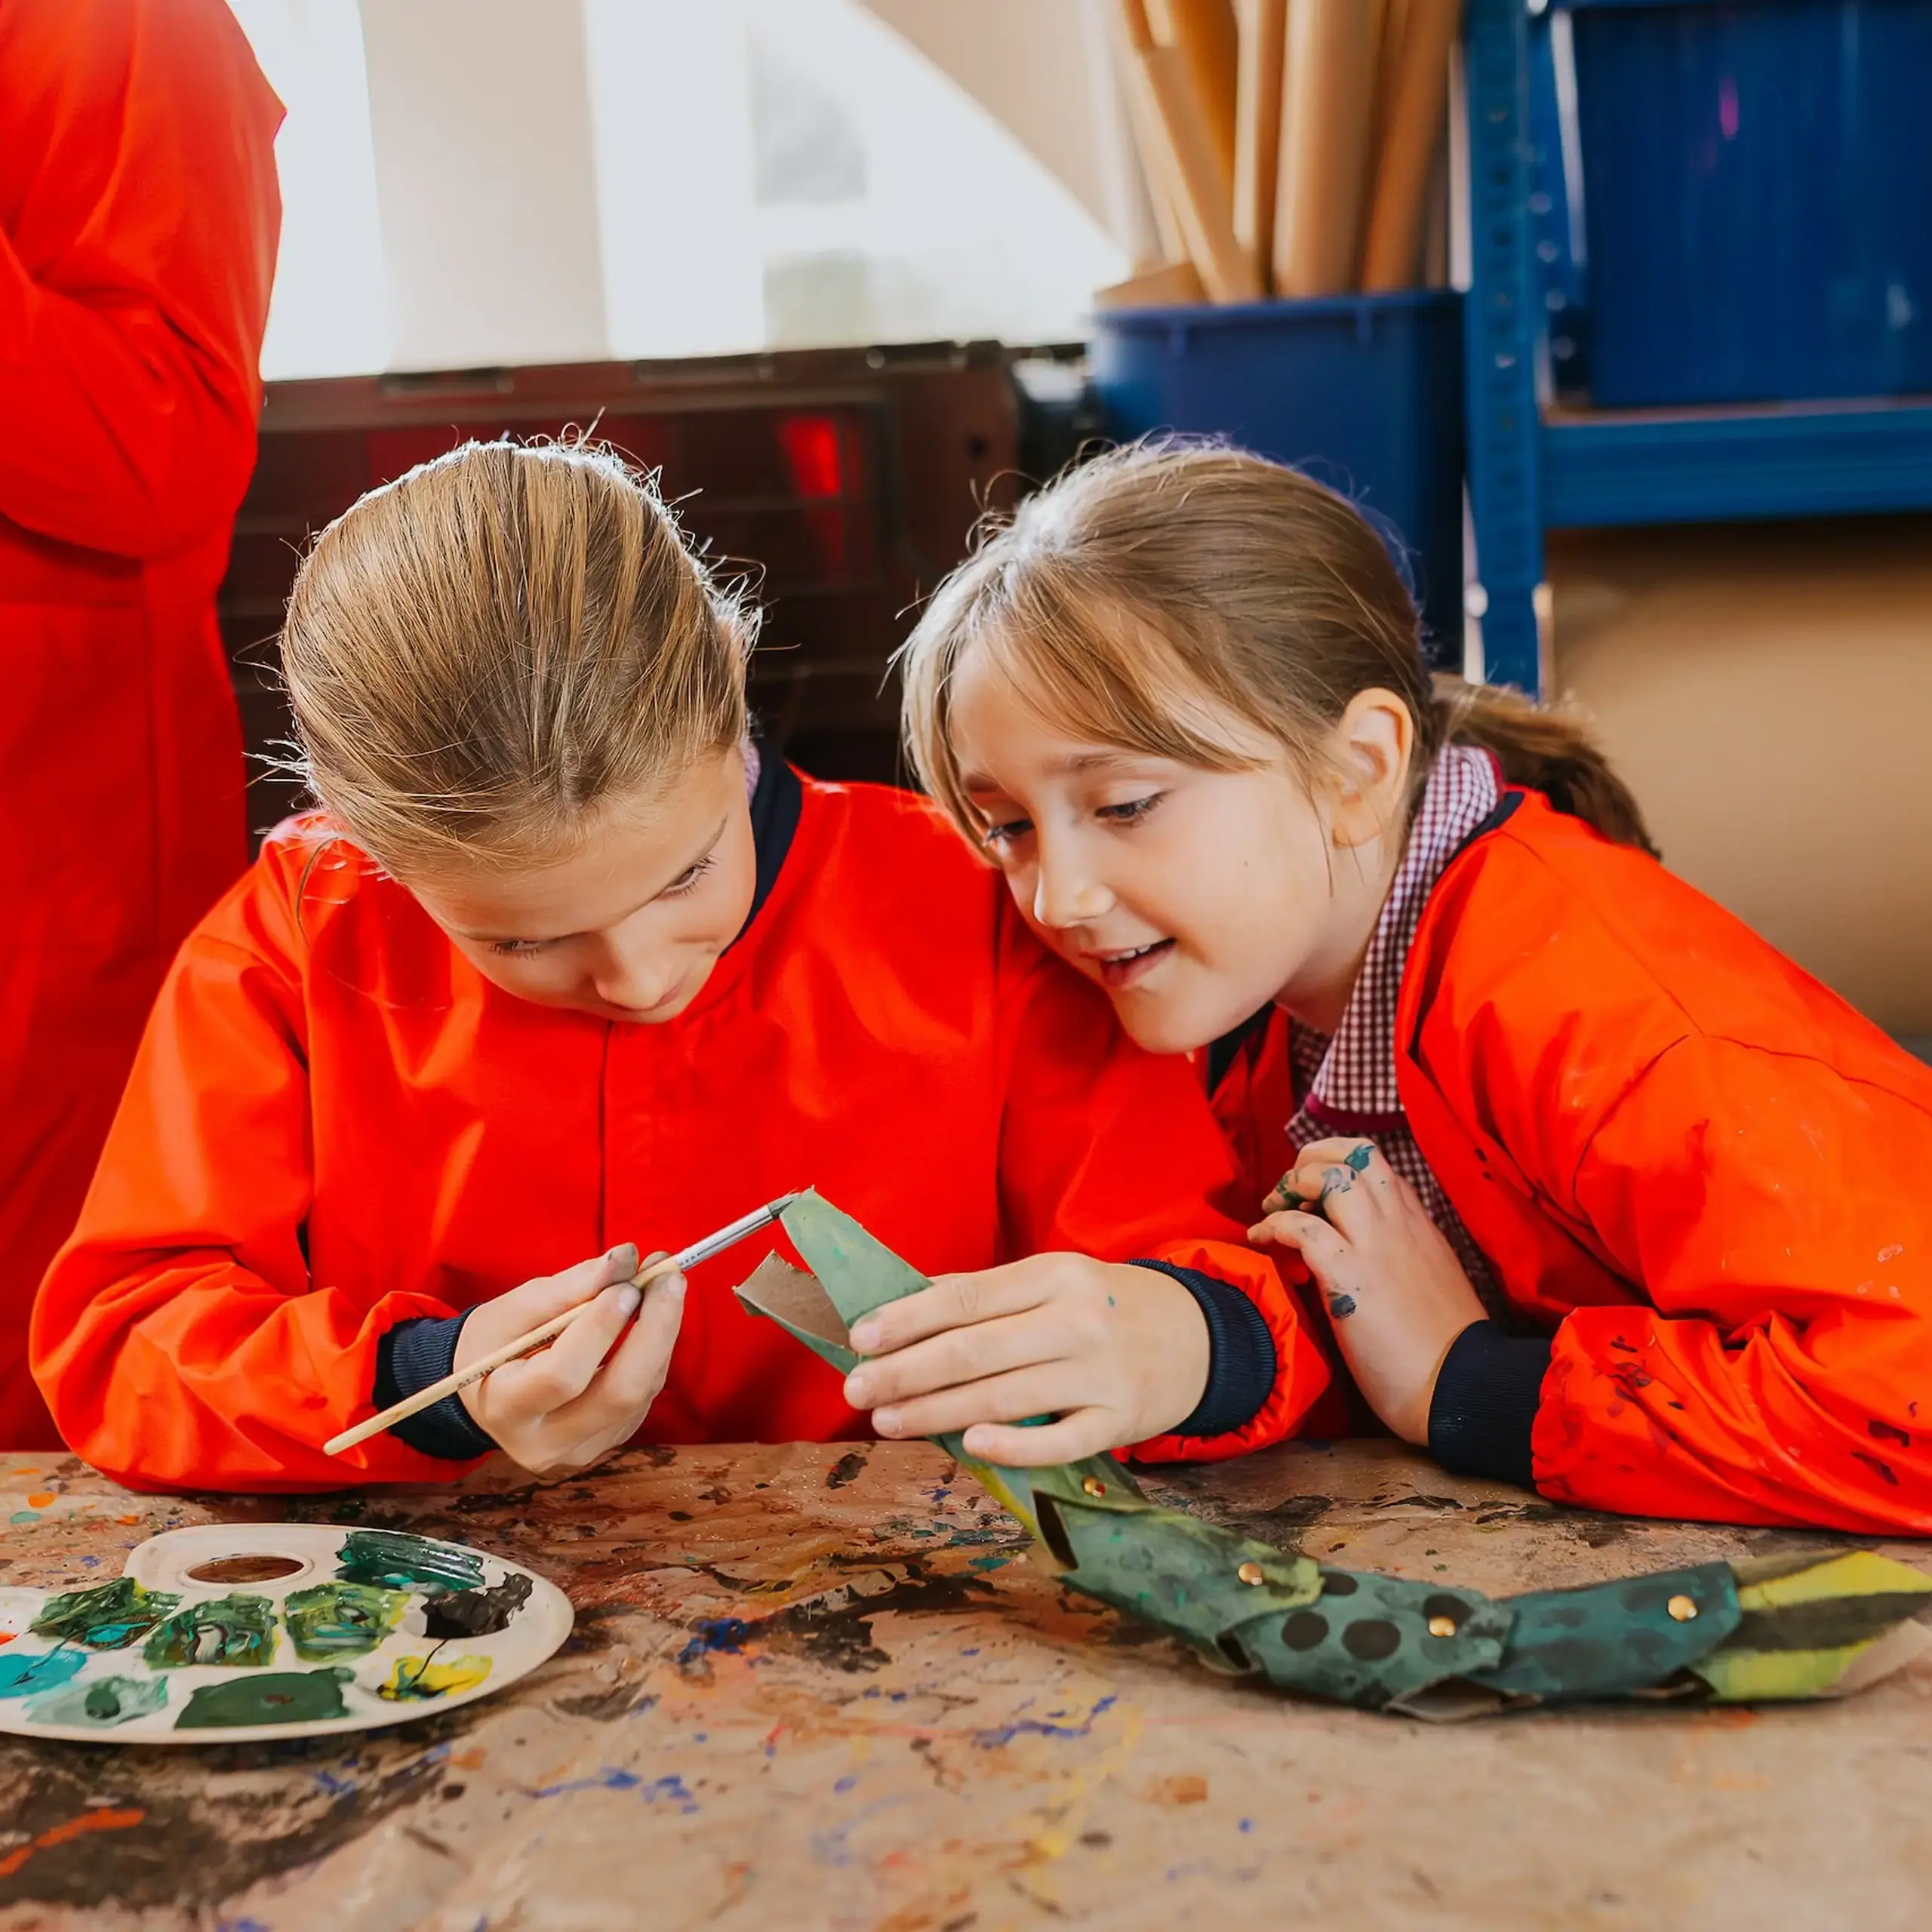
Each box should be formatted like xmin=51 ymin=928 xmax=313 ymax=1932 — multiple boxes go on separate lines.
xmin=2 ymin=1442 xmax=1929 ymax=1930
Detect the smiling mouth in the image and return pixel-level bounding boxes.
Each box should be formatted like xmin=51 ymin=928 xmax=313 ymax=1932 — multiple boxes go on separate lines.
xmin=1084 ymin=938 xmax=1175 ymax=989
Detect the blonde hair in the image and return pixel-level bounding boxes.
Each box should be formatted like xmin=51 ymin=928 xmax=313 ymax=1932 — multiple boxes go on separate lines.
xmin=898 ymin=440 xmax=1655 ymax=856
xmin=281 ymin=439 xmax=754 ymax=873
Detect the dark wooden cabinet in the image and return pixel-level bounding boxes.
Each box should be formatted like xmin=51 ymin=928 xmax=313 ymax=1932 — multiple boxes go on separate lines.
xmin=219 ymin=343 xmax=1026 ymax=840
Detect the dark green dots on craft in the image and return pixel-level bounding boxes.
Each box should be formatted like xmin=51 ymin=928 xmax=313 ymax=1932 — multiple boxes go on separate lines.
xmin=1281 ymin=1611 xmax=1328 ymax=1652
xmin=1342 ymin=1620 xmax=1402 ymax=1662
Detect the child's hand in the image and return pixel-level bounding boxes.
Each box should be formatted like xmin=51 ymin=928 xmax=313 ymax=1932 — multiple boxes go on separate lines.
xmin=455 ymin=1243 xmax=685 ymax=1479
xmin=1250 ymin=1139 xmax=1484 ymax=1445
xmin=840 ymin=1254 xmax=1210 ymax=1466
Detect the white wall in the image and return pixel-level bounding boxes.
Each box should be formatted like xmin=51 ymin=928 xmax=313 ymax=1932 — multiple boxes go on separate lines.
xmin=231 ymin=0 xmax=1127 ymax=379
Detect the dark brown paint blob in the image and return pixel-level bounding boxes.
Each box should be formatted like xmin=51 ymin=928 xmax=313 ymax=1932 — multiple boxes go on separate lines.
xmin=1319 ymin=1571 xmax=1358 ymax=1597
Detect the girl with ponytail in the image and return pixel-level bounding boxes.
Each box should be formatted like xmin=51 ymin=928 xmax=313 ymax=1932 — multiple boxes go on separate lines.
xmin=898 ymin=439 xmax=1932 ymax=1534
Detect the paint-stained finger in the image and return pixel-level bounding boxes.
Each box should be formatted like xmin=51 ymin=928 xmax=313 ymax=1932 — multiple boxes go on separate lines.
xmin=1248 ymin=1208 xmax=1352 ymax=1269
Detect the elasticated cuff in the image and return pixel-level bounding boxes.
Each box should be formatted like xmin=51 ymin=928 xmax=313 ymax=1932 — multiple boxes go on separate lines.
xmin=1128 ymin=1259 xmax=1277 ymax=1440
xmin=1427 ymin=1319 xmax=1552 ymax=1490
xmin=373 ymin=1314 xmax=497 ymax=1461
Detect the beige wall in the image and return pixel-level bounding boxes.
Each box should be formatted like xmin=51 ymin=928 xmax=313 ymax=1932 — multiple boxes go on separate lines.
xmin=1547 ymin=515 xmax=1932 ymax=1038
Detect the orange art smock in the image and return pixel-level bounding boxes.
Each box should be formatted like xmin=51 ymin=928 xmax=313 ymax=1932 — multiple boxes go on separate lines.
xmin=0 ymin=0 xmax=281 ymax=1445
xmin=1213 ymin=789 xmax=1932 ymax=1534
xmin=34 ymin=771 xmax=1324 ymax=1491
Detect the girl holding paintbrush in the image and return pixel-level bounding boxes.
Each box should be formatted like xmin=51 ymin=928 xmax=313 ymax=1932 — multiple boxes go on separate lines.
xmin=33 ymin=441 xmax=1324 ymax=1491
xmin=892 ymin=438 xmax=1932 ymax=1535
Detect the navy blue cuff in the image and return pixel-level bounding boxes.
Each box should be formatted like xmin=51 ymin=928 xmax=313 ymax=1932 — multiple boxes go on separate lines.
xmin=1129 ymin=1260 xmax=1276 ymax=1440
xmin=1427 ymin=1320 xmax=1552 ymax=1490
xmin=372 ymin=1315 xmax=497 ymax=1461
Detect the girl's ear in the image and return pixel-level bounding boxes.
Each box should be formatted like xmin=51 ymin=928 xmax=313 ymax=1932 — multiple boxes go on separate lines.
xmin=1325 ymin=688 xmax=1415 ymax=851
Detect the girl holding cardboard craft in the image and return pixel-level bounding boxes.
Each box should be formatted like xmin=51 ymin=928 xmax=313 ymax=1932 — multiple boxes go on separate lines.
xmin=33 ymin=442 xmax=1322 ymax=1491
xmin=890 ymin=438 xmax=1932 ymax=1535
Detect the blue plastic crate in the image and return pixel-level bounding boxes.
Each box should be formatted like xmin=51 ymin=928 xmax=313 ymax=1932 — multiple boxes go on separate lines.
xmin=1571 ymin=0 xmax=1932 ymax=408
xmin=1090 ymin=289 xmax=1466 ymax=661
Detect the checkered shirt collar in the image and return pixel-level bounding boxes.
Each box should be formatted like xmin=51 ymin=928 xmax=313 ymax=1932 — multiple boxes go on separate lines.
xmin=1303 ymin=743 xmax=1502 ymax=1123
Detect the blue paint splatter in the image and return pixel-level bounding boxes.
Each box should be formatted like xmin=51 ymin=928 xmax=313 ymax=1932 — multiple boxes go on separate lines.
xmin=314 ymin=1768 xmax=358 ymax=1798
xmin=217 ymin=1918 xmax=274 ymax=1932
xmin=973 ymin=1694 xmax=1118 ymax=1749
xmin=961 ymin=1647 xmax=980 ymax=1657
xmin=967 ymin=1556 xmax=1008 ymax=1573
xmin=677 ymin=1617 xmax=750 ymax=1665
xmin=526 ymin=1767 xmax=699 ymax=1814
xmin=833 ymin=1774 xmax=859 ymax=1793
xmin=1238 ymin=1817 xmax=1254 ymax=1834
xmin=80 ymin=1555 xmax=101 ymax=1569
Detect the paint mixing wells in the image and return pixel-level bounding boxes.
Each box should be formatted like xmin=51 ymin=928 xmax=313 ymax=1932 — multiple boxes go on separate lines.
xmin=0 ymin=1524 xmax=571 ymax=1744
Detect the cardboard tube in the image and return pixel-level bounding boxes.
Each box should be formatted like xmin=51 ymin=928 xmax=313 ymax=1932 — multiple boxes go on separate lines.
xmin=1148 ymin=0 xmax=1241 ymax=192
xmin=1361 ymin=0 xmax=1462 ymax=291
xmin=1112 ymin=0 xmax=1191 ymax=266
xmin=1232 ymin=0 xmax=1288 ymax=288
xmin=1097 ymin=259 xmax=1209 ymax=309
xmin=1273 ymin=0 xmax=1386 ymax=297
xmin=1137 ymin=42 xmax=1263 ymax=301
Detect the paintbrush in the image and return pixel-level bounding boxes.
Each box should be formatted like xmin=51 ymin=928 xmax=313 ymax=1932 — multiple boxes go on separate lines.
xmin=324 ymin=1193 xmax=798 ymax=1457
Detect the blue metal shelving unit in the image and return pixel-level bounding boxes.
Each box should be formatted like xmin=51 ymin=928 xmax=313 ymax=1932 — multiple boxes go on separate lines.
xmin=1463 ymin=0 xmax=1932 ymax=692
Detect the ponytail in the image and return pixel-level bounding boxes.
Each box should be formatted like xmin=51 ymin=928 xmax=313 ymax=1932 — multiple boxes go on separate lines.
xmin=1430 ymin=674 xmax=1657 ymax=857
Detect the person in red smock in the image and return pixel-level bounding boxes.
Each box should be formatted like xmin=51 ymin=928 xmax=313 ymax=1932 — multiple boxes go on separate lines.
xmin=32 ymin=442 xmax=1321 ymax=1493
xmin=0 ymin=0 xmax=281 ymax=1446
xmin=897 ymin=440 xmax=1932 ymax=1537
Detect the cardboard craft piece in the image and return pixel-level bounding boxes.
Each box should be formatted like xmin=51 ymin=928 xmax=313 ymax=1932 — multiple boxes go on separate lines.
xmin=740 ymin=1192 xmax=1932 ymax=1720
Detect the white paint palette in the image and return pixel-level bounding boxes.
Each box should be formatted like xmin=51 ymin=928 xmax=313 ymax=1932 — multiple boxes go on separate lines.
xmin=0 ymin=1523 xmax=572 ymax=1745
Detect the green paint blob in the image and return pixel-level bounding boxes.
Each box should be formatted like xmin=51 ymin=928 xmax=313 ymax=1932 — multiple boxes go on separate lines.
xmin=31 ymin=1577 xmax=180 ymax=1651
xmin=26 ymin=1672 xmax=168 ymax=1729
xmin=283 ymin=1581 xmax=408 ymax=1660
xmin=334 ymin=1529 xmax=485 ymax=1595
xmin=143 ymin=1592 xmax=278 ymax=1669
xmin=176 ymin=1666 xmax=353 ymax=1729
